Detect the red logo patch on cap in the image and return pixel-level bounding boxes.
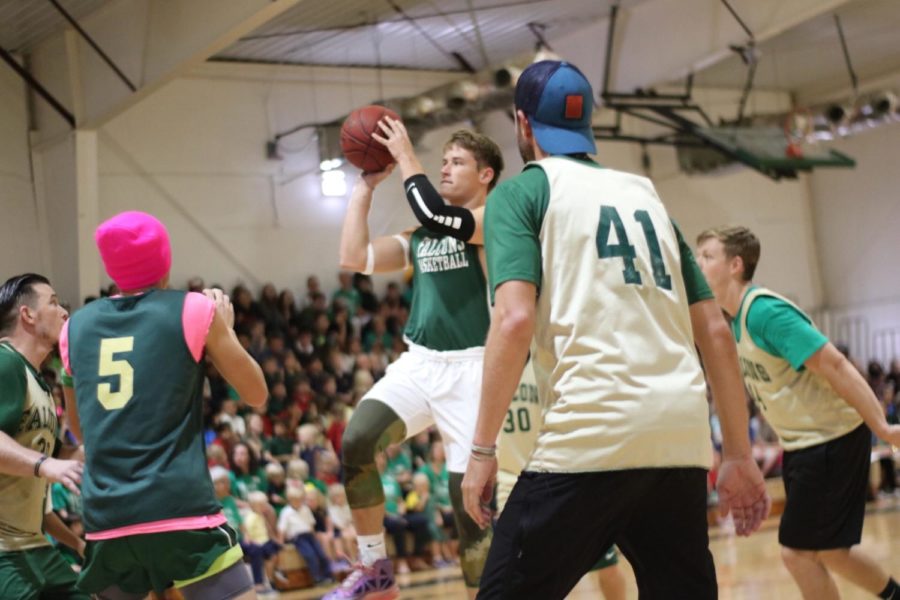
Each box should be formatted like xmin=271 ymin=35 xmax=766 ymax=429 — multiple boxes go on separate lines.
xmin=564 ymin=95 xmax=583 ymax=120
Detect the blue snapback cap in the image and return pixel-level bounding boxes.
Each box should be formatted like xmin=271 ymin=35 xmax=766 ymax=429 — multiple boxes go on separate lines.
xmin=515 ymin=60 xmax=596 ymax=155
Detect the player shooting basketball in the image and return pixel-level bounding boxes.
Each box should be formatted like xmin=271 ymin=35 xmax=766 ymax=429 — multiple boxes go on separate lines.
xmin=323 ymin=118 xmax=502 ymax=600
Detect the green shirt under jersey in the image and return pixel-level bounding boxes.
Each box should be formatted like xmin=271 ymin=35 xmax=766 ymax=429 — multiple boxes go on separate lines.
xmin=733 ymin=287 xmax=861 ymax=449
xmin=732 ymin=287 xmax=827 ymax=369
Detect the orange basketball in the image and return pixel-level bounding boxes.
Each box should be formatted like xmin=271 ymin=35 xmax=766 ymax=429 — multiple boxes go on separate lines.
xmin=340 ymin=105 xmax=400 ymax=172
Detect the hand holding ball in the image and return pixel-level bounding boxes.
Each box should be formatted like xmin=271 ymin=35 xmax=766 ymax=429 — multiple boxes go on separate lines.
xmin=340 ymin=105 xmax=401 ymax=172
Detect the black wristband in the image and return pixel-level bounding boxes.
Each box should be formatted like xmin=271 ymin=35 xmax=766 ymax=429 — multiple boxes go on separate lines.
xmin=33 ymin=454 xmax=48 ymax=477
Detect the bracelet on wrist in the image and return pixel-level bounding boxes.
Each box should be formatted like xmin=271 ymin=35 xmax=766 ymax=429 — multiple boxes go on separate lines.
xmin=469 ymin=451 xmax=494 ymax=462
xmin=471 ymin=443 xmax=496 ymax=455
xmin=33 ymin=455 xmax=48 ymax=477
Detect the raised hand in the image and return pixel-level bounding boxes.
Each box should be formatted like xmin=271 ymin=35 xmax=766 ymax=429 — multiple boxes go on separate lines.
xmin=372 ymin=116 xmax=415 ymax=163
xmin=203 ymin=288 xmax=234 ymax=329
xmin=359 ymin=163 xmax=395 ymax=190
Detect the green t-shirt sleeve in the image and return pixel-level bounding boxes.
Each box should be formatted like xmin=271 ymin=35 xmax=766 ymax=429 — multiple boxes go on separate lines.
xmin=672 ymin=221 xmax=713 ymax=305
xmin=746 ymin=296 xmax=828 ymax=370
xmin=0 ymin=352 xmax=26 ymax=436
xmin=51 ymin=482 xmax=69 ymax=512
xmin=484 ymin=166 xmax=550 ymax=303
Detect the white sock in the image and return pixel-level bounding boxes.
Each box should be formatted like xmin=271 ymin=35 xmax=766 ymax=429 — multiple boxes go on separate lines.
xmin=358 ymin=533 xmax=387 ymax=567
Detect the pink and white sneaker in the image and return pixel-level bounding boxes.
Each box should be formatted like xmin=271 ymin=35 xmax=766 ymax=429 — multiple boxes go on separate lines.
xmin=321 ymin=558 xmax=400 ymax=600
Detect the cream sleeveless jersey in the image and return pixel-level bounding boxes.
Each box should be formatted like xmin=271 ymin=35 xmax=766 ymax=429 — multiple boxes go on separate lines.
xmin=497 ymin=358 xmax=545 ymax=474
xmin=0 ymin=342 xmax=58 ymax=551
xmin=485 ymin=157 xmax=712 ymax=472
xmin=735 ymin=287 xmax=862 ymax=450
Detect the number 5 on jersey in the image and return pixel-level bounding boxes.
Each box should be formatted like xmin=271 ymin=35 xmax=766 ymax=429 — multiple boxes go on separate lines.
xmin=98 ymin=337 xmax=135 ymax=410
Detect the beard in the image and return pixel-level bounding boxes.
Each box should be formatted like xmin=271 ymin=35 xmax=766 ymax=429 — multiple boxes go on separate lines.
xmin=517 ymin=130 xmax=535 ymax=164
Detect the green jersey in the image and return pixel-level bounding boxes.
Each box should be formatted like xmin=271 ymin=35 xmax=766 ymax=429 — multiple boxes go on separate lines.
xmin=65 ymin=290 xmax=220 ymax=533
xmin=403 ymin=227 xmax=490 ymax=351
xmin=0 ymin=342 xmax=57 ymax=551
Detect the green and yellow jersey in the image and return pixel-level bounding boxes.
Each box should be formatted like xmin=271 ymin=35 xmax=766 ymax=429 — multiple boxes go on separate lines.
xmin=0 ymin=342 xmax=58 ymax=551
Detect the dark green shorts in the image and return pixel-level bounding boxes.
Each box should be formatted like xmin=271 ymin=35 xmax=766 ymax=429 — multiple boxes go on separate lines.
xmin=77 ymin=525 xmax=243 ymax=595
xmin=591 ymin=545 xmax=619 ymax=571
xmin=0 ymin=545 xmax=90 ymax=600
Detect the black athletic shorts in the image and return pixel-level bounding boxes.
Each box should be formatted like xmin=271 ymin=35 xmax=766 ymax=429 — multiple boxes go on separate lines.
xmin=779 ymin=423 xmax=870 ymax=550
xmin=478 ymin=467 xmax=717 ymax=600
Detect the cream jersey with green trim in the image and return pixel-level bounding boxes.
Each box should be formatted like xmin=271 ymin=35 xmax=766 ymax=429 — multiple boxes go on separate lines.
xmin=497 ymin=359 xmax=547 ymax=474
xmin=494 ymin=158 xmax=711 ymax=472
xmin=0 ymin=342 xmax=57 ymax=551
xmin=736 ymin=288 xmax=862 ymax=450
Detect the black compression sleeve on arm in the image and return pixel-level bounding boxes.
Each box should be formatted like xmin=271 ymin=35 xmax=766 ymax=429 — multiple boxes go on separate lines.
xmin=404 ymin=174 xmax=475 ymax=241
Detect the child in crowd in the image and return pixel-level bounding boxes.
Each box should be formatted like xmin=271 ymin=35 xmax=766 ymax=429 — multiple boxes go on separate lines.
xmin=265 ymin=461 xmax=288 ymax=515
xmin=277 ymin=486 xmax=333 ymax=584
xmin=406 ymin=472 xmax=452 ymax=567
xmin=210 ymin=465 xmax=244 ymax=542
xmin=306 ymin=487 xmax=337 ymax=564
xmin=266 ymin=419 xmax=296 ymax=464
xmin=327 ymin=484 xmax=357 ymax=563
xmin=296 ymin=423 xmax=326 ymax=478
xmin=243 ymin=492 xmax=282 ymax=594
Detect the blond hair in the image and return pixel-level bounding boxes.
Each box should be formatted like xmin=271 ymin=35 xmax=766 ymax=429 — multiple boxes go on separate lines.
xmin=443 ymin=130 xmax=504 ymax=190
xmin=696 ymin=225 xmax=761 ymax=281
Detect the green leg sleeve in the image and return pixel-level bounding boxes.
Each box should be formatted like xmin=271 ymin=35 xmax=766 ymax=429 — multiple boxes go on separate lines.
xmin=449 ymin=472 xmax=493 ymax=589
xmin=341 ymin=399 xmax=406 ymax=509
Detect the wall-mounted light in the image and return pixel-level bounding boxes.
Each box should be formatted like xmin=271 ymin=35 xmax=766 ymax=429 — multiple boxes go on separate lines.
xmin=320 ymin=168 xmax=346 ymax=197
xmin=320 ymin=158 xmax=343 ymax=171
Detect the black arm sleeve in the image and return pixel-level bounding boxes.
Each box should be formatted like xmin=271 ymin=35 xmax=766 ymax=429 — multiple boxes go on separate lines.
xmin=404 ymin=174 xmax=476 ymax=242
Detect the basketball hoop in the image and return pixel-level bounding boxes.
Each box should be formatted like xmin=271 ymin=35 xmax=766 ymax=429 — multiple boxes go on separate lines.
xmin=784 ymin=109 xmax=814 ymax=159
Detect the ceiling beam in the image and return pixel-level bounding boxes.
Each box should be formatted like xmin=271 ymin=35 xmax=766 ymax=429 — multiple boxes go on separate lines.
xmin=28 ymin=0 xmax=298 ymax=139
xmin=605 ymin=0 xmax=859 ymax=92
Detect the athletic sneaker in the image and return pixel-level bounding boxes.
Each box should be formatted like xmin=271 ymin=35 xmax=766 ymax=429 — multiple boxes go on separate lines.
xmin=321 ymin=558 xmax=400 ymax=600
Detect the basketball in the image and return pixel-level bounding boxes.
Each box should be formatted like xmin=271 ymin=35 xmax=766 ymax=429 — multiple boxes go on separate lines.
xmin=340 ymin=105 xmax=401 ymax=172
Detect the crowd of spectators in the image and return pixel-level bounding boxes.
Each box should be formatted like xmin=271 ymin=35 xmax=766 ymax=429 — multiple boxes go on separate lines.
xmin=37 ymin=272 xmax=900 ymax=591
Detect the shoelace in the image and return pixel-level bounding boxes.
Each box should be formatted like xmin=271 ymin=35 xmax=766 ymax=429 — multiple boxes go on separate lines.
xmin=341 ymin=566 xmax=368 ymax=588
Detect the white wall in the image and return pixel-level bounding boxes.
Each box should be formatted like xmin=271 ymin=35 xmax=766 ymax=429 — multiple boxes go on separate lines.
xmin=97 ymin=63 xmax=466 ymax=297
xmin=0 ymin=61 xmax=45 ymax=280
xmin=808 ymin=122 xmax=900 ymax=363
xmin=91 ymin=57 xmax=830 ymax=310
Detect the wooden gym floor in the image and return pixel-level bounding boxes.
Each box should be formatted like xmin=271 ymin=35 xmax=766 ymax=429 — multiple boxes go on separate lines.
xmin=279 ymin=495 xmax=900 ymax=599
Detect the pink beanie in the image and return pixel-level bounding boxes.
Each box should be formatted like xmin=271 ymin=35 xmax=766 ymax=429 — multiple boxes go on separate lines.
xmin=95 ymin=211 xmax=172 ymax=291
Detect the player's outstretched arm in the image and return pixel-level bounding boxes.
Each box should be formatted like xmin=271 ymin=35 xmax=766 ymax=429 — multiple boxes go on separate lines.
xmin=690 ymin=298 xmax=770 ymax=536
xmin=374 ymin=116 xmax=483 ymax=245
xmin=205 ymin=295 xmax=267 ymax=408
xmin=805 ymin=342 xmax=900 ymax=445
xmin=339 ymin=168 xmax=411 ymax=274
xmin=0 ymin=431 xmax=83 ymax=494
